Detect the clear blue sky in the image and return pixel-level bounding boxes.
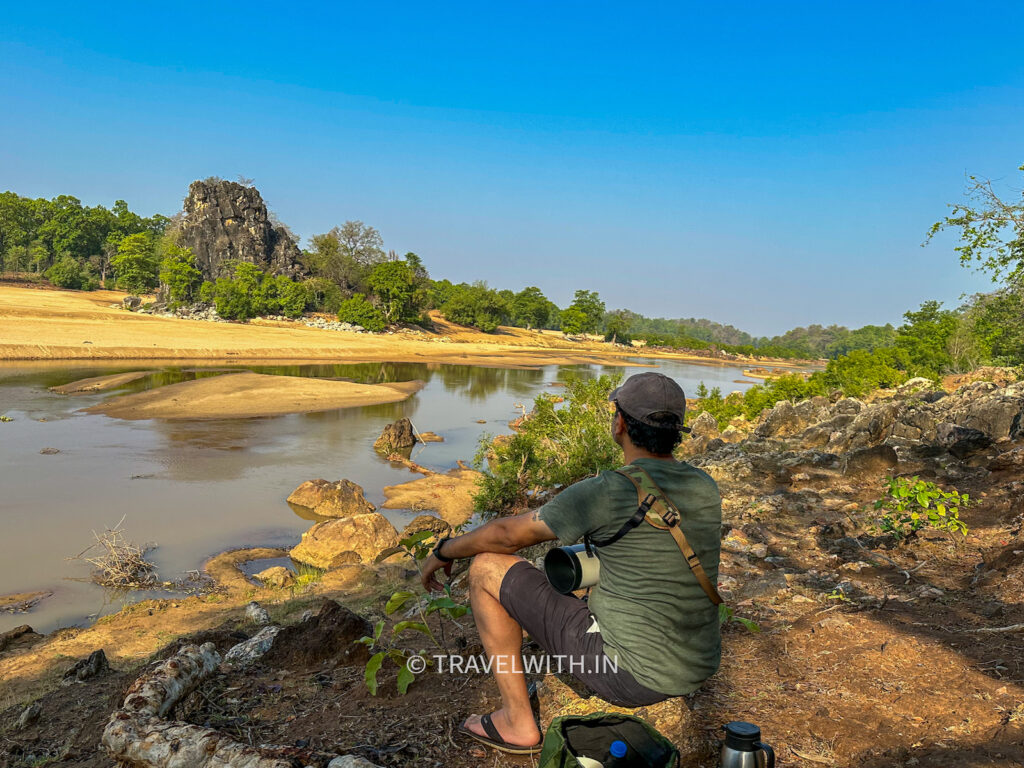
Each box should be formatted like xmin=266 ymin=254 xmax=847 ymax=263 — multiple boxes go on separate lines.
xmin=2 ymin=2 xmax=1022 ymax=336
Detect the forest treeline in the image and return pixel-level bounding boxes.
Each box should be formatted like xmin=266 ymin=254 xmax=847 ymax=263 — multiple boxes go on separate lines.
xmin=1 ymin=164 xmax=1022 ymax=385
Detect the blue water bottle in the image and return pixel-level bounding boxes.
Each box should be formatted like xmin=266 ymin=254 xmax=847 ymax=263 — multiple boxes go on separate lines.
xmin=605 ymin=739 xmax=629 ymax=767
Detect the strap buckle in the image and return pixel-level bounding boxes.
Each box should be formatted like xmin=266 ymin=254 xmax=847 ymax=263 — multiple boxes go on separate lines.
xmin=662 ymin=508 xmax=680 ymax=527
xmin=639 ymin=494 xmax=656 ymax=514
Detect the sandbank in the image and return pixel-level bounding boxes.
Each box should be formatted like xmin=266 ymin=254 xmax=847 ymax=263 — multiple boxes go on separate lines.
xmin=49 ymin=370 xmax=154 ymax=394
xmin=84 ymin=372 xmax=425 ymax=420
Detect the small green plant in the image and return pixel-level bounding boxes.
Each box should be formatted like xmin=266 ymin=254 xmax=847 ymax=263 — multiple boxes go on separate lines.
xmin=360 ymin=528 xmax=471 ymax=695
xmin=291 ymin=563 xmax=325 ymax=591
xmin=356 ymin=619 xmax=431 ymax=695
xmin=871 ymin=475 xmax=970 ymax=541
xmin=825 ymin=586 xmax=852 ymax=602
xmin=718 ymin=604 xmax=761 ymax=633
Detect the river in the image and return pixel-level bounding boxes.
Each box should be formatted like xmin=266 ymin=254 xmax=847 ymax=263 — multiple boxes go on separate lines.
xmin=0 ymin=358 xmax=759 ymax=634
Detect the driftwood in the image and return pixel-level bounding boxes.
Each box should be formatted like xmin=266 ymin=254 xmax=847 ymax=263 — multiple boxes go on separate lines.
xmin=102 ymin=641 xmax=290 ymax=767
xmin=386 ymin=452 xmax=435 ymax=475
xmin=103 ymin=715 xmax=292 ymax=768
xmin=102 ymin=625 xmax=380 ymax=768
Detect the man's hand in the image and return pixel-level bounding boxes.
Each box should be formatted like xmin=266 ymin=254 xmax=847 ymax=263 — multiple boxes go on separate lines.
xmin=421 ymin=553 xmax=453 ymax=592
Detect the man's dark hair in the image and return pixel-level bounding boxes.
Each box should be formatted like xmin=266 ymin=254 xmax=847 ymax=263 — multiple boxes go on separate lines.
xmin=617 ymin=406 xmax=684 ymax=455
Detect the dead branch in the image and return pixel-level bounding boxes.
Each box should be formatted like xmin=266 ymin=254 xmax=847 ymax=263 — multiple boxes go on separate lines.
xmin=963 ymin=623 xmax=1024 ymax=634
xmin=70 ymin=516 xmax=158 ymax=588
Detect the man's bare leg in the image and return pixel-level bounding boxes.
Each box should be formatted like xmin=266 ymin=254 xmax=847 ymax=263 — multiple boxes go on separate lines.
xmin=463 ymin=552 xmax=541 ymax=747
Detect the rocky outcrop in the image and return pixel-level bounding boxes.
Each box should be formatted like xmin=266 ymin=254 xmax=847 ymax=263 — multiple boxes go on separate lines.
xmin=692 ymin=381 xmax=1024 ymax=498
xmin=289 ymin=513 xmax=400 ymax=568
xmin=374 ymin=418 xmax=418 ymax=453
xmin=287 ymin=479 xmax=375 ymax=518
xmin=178 ymin=179 xmax=304 ymax=281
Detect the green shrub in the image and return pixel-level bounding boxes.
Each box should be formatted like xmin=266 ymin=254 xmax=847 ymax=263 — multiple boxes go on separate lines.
xmin=821 ymin=348 xmax=914 ymax=397
xmin=304 ymin=277 xmax=344 ymax=313
xmin=870 ymin=475 xmax=969 ymax=541
xmin=211 ymin=276 xmax=253 ymax=320
xmin=473 ymin=373 xmax=623 ymax=516
xmin=692 ymin=373 xmax=826 ymax=430
xmin=338 ymin=293 xmax=386 ymax=331
xmin=46 ymin=255 xmax=85 ymax=289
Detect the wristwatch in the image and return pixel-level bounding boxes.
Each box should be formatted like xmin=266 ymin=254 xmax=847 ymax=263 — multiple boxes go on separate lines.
xmin=432 ymin=536 xmax=455 ymax=563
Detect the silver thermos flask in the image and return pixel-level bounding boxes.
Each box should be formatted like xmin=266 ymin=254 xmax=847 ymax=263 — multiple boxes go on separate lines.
xmin=720 ymin=722 xmax=775 ymax=768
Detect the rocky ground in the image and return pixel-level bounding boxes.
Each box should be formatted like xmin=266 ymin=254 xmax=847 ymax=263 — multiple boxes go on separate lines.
xmin=1 ymin=373 xmax=1022 ymax=767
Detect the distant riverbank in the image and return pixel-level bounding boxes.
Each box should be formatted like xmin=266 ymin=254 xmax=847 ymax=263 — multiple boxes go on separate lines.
xmin=0 ymin=284 xmax=818 ymax=373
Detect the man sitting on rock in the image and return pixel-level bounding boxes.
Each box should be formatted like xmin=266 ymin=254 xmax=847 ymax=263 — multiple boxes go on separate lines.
xmin=421 ymin=372 xmax=723 ymax=755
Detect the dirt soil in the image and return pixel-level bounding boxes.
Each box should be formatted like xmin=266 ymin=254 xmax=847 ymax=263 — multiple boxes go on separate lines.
xmin=81 ymin=372 xmax=425 ymax=420
xmin=0 ymin=283 xmax=812 ymax=371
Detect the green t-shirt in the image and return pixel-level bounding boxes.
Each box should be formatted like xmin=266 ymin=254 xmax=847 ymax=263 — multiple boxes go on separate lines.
xmin=538 ymin=458 xmax=722 ymax=695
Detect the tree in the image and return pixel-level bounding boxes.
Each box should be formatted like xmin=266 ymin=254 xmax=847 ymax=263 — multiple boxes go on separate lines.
xmin=559 ymin=307 xmax=589 ymax=335
xmin=158 ymin=242 xmax=203 ymax=306
xmin=304 ymin=221 xmax=386 ymax=294
xmin=367 ymin=259 xmax=416 ymax=324
xmin=441 ymin=282 xmax=509 ymax=332
xmin=895 ymin=300 xmax=960 ymax=374
xmin=510 ymin=286 xmax=551 ymax=329
xmin=564 ymin=290 xmax=605 ymax=335
xmin=337 ymin=293 xmax=386 ymax=332
xmin=928 ymin=163 xmax=1024 ymax=285
xmin=604 ymin=310 xmax=633 ymax=344
xmin=112 ymin=233 xmax=158 ymax=295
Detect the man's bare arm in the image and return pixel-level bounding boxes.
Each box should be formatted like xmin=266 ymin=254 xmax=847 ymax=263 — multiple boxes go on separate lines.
xmin=440 ymin=509 xmax=557 ymax=558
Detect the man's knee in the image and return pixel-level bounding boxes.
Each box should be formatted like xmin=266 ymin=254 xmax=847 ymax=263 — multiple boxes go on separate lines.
xmin=469 ymin=552 xmax=525 ymax=596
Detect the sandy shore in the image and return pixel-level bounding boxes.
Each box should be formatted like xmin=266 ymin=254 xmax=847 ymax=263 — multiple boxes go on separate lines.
xmin=83 ymin=372 xmax=425 ymax=420
xmin=0 ymin=284 xmax=815 ymax=371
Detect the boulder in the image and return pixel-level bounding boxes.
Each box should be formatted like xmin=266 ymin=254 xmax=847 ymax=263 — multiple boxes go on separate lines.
xmin=897 ymin=377 xmax=935 ymax=395
xmin=841 ymin=444 xmax=898 ymax=479
xmin=122 ymin=296 xmax=142 ymax=310
xmin=290 ymin=513 xmax=400 ymax=568
xmin=720 ymin=425 xmax=744 ymax=443
xmin=755 ymin=400 xmax=801 ymax=437
xmin=261 ymin=599 xmax=372 ymax=668
xmin=722 ymin=529 xmax=769 ymax=558
xmin=374 ymin=418 xmax=418 ymax=453
xmin=287 ymin=478 xmax=375 ymax=518
xmin=400 ymin=514 xmax=452 ymax=539
xmin=177 ymin=179 xmax=304 ymax=281
xmin=61 ymin=649 xmax=109 ymax=685
xmin=956 ymin=396 xmax=1024 ymax=441
xmin=254 ymin=566 xmax=294 ymax=588
xmin=244 ymin=601 xmax=271 ymax=625
xmin=935 ymin=422 xmax=993 ymax=459
xmin=689 ymin=411 xmax=719 ymax=440
xmin=989 ymin=448 xmax=1024 ymax=472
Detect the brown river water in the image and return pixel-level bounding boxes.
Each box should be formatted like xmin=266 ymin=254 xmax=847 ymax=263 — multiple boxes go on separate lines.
xmin=0 ymin=359 xmax=758 ymax=634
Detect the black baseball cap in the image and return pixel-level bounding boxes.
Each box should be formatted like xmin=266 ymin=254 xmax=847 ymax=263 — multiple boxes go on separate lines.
xmin=609 ymin=372 xmax=690 ymax=432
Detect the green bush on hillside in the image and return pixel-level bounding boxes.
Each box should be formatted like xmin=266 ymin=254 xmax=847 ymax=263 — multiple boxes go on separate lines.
xmin=337 ymin=293 xmax=386 ymax=332
xmin=474 ymin=373 xmax=622 ymax=516
xmin=46 ymin=255 xmax=87 ymax=289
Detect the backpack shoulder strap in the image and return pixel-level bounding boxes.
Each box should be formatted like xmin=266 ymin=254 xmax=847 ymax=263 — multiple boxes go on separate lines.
xmin=613 ymin=465 xmax=724 ymax=606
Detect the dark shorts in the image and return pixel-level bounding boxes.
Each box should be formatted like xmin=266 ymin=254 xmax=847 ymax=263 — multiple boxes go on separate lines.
xmin=498 ymin=560 xmax=669 ymax=708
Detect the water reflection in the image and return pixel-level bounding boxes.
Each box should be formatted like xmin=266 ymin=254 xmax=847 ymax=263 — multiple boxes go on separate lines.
xmin=0 ymin=357 xmax=763 ymax=634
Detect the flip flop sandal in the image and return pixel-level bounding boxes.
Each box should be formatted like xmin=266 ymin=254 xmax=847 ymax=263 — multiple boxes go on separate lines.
xmin=459 ymin=713 xmax=543 ymax=756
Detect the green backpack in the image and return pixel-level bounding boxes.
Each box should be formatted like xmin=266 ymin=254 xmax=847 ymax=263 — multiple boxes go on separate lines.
xmin=538 ymin=713 xmax=680 ymax=768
